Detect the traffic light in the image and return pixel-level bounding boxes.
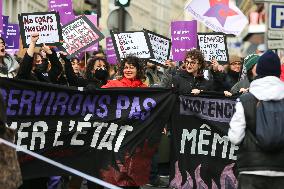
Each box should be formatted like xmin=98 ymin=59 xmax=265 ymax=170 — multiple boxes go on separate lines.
xmin=115 ymin=0 xmax=131 ymax=7
xmin=84 ymin=0 xmax=101 ymax=17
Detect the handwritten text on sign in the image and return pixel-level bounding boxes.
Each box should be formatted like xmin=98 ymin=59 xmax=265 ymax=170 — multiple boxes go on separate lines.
xmin=62 ymin=17 xmax=100 ymax=55
xmin=198 ymin=34 xmax=228 ymax=63
xmin=148 ymin=32 xmax=170 ymax=65
xmin=113 ymin=32 xmax=152 ymax=59
xmin=171 ymin=21 xmax=197 ymax=61
xmin=22 ymin=13 xmax=59 ymax=45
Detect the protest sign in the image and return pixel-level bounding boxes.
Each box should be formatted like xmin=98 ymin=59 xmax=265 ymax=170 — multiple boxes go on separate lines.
xmin=144 ymin=29 xmax=171 ymax=66
xmin=170 ymin=94 xmax=238 ymax=189
xmin=106 ymin=37 xmax=118 ymax=65
xmin=18 ymin=12 xmax=62 ymax=48
xmin=0 ymin=77 xmax=175 ymax=185
xmin=185 ymin=0 xmax=248 ymax=36
xmin=171 ymin=21 xmax=197 ymax=61
xmin=198 ymin=33 xmax=229 ymax=64
xmin=84 ymin=15 xmax=99 ymax=52
xmin=48 ymin=0 xmax=76 ymax=26
xmin=61 ymin=15 xmax=104 ymax=57
xmin=3 ymin=24 xmax=20 ymax=51
xmin=111 ymin=30 xmax=154 ymax=60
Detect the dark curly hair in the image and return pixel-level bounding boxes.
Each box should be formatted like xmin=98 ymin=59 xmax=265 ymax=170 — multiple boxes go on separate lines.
xmin=118 ymin=56 xmax=146 ymax=81
xmin=85 ymin=57 xmax=110 ymax=81
xmin=0 ymin=37 xmax=5 ymax=46
xmin=184 ymin=49 xmax=206 ymax=76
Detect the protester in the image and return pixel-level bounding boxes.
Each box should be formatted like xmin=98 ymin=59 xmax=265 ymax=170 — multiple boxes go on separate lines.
xmin=17 ymin=33 xmax=63 ymax=189
xmin=228 ymin=50 xmax=284 ymax=189
xmin=0 ymin=37 xmax=19 ymax=78
xmin=230 ymin=54 xmax=259 ymax=94
xmin=102 ymin=56 xmax=147 ymax=88
xmin=16 ymin=33 xmax=63 ymax=84
xmin=167 ymin=49 xmax=213 ymax=95
xmin=85 ymin=57 xmax=110 ymax=89
xmin=144 ymin=62 xmax=165 ymax=87
xmin=61 ymin=53 xmax=88 ymax=87
xmin=0 ymin=91 xmax=22 ymax=189
xmin=211 ymin=55 xmax=242 ymax=96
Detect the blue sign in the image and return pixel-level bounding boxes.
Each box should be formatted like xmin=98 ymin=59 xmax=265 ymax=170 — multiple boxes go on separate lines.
xmin=270 ymin=4 xmax=284 ymax=29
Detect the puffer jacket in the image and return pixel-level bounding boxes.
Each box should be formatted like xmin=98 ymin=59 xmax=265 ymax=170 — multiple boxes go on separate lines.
xmin=102 ymin=77 xmax=147 ymax=88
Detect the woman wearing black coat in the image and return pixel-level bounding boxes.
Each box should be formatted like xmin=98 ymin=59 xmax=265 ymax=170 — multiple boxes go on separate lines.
xmin=172 ymin=49 xmax=213 ymax=95
xmin=16 ymin=33 xmax=63 ymax=84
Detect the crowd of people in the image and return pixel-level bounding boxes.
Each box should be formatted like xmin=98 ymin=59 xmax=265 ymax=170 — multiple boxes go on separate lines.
xmin=1 ymin=31 xmax=284 ymax=189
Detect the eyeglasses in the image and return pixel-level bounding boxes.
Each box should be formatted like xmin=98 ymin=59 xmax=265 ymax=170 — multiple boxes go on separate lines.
xmin=185 ymin=60 xmax=198 ymax=65
xmin=230 ymin=62 xmax=241 ymax=66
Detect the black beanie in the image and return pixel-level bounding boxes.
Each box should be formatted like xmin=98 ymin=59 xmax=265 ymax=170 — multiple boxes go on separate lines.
xmin=256 ymin=50 xmax=281 ymax=78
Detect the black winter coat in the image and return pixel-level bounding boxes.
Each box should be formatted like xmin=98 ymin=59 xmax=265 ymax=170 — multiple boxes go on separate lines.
xmin=16 ymin=50 xmax=63 ymax=84
xmin=173 ymin=70 xmax=213 ymax=95
xmin=212 ymin=70 xmax=240 ymax=91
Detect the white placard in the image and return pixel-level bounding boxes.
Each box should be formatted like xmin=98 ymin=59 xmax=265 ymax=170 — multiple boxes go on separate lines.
xmin=112 ymin=31 xmax=153 ymax=59
xmin=19 ymin=12 xmax=62 ymax=47
xmin=198 ymin=33 xmax=228 ymax=63
xmin=147 ymin=31 xmax=171 ymax=65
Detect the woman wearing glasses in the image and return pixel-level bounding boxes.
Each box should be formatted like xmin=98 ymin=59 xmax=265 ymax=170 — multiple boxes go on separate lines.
xmin=171 ymin=49 xmax=213 ymax=95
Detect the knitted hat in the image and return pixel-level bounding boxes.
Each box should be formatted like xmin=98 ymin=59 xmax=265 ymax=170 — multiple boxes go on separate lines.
xmin=256 ymin=50 xmax=281 ymax=78
xmin=244 ymin=54 xmax=259 ymax=71
xmin=229 ymin=55 xmax=242 ymax=64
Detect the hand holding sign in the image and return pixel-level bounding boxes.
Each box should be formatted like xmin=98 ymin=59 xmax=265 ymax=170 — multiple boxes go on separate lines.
xmin=30 ymin=33 xmax=39 ymax=44
xmin=42 ymin=44 xmax=52 ymax=55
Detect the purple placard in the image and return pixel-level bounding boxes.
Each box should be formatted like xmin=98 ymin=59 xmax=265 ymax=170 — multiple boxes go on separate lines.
xmin=0 ymin=0 xmax=3 ymax=33
xmin=171 ymin=20 xmax=197 ymax=61
xmin=48 ymin=0 xmax=75 ymax=26
xmin=3 ymin=24 xmax=20 ymax=50
xmin=106 ymin=37 xmax=118 ymax=65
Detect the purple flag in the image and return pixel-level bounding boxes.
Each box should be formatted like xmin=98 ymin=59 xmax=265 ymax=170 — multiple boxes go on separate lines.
xmin=0 ymin=16 xmax=8 ymax=37
xmin=48 ymin=0 xmax=75 ymax=26
xmin=0 ymin=0 xmax=3 ymax=34
xmin=106 ymin=37 xmax=118 ymax=65
xmin=171 ymin=20 xmax=197 ymax=61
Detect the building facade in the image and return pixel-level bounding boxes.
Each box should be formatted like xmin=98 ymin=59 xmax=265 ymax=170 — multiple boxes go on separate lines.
xmin=2 ymin=0 xmax=47 ymax=23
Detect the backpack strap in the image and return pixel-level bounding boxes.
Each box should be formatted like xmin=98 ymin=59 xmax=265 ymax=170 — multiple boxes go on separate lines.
xmin=239 ymin=92 xmax=258 ymax=134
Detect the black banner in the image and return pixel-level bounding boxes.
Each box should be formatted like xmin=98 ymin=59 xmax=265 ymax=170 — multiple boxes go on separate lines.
xmin=170 ymin=94 xmax=239 ymax=189
xmin=0 ymin=78 xmax=175 ymax=186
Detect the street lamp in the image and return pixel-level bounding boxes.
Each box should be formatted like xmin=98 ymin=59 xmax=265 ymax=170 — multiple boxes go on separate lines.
xmin=115 ymin=0 xmax=131 ymax=7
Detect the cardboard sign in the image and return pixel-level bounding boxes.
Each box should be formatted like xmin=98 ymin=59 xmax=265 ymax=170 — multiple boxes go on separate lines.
xmin=144 ymin=29 xmax=171 ymax=66
xmin=111 ymin=30 xmax=154 ymax=60
xmin=48 ymin=0 xmax=76 ymax=26
xmin=171 ymin=21 xmax=197 ymax=61
xmin=106 ymin=37 xmax=118 ymax=65
xmin=18 ymin=12 xmax=63 ymax=48
xmin=197 ymin=33 xmax=229 ymax=64
xmin=2 ymin=24 xmax=20 ymax=50
xmin=84 ymin=15 xmax=99 ymax=52
xmin=61 ymin=15 xmax=104 ymax=57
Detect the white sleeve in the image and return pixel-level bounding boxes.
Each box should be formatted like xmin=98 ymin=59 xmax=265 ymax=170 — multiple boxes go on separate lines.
xmin=228 ymin=100 xmax=247 ymax=145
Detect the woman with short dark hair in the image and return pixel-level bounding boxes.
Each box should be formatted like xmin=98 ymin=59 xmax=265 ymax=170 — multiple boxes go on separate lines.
xmin=102 ymin=56 xmax=147 ymax=88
